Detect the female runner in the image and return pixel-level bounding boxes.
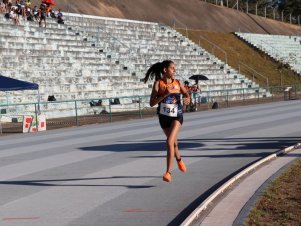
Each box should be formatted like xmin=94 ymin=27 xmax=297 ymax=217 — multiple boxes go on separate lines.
xmin=144 ymin=60 xmax=190 ymax=182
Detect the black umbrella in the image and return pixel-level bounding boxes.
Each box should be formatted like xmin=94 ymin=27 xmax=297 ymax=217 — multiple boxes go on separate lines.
xmin=189 ymin=74 xmax=209 ymax=85
xmin=189 ymin=74 xmax=209 ymax=81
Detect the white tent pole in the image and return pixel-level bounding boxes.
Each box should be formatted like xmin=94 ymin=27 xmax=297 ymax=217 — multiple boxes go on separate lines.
xmin=37 ymin=88 xmax=41 ymax=115
xmin=36 ymin=88 xmax=41 ymax=132
xmin=6 ymin=91 xmax=8 ymax=107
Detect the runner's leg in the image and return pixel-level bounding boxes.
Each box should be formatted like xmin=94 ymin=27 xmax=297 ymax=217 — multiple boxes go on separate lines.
xmin=163 ymin=120 xmax=181 ymax=173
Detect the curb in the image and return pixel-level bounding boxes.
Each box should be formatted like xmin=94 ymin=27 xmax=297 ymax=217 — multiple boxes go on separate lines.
xmin=180 ymin=143 xmax=301 ymax=226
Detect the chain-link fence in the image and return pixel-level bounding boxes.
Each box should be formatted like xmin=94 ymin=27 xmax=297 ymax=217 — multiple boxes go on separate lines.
xmin=1 ymin=85 xmax=300 ymax=134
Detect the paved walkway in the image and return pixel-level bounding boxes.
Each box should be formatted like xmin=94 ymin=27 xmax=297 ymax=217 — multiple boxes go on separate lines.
xmin=199 ymin=149 xmax=301 ymax=226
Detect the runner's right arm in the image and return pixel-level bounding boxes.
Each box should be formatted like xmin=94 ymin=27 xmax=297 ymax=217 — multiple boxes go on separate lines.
xmin=149 ymin=81 xmax=169 ymax=107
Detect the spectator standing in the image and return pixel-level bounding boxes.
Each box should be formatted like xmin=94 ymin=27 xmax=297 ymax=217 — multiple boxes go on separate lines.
xmin=7 ymin=0 xmax=12 ymax=12
xmin=0 ymin=2 xmax=5 ymax=13
xmin=2 ymin=0 xmax=8 ymax=11
xmin=39 ymin=3 xmax=46 ymax=27
xmin=46 ymin=4 xmax=51 ymax=17
xmin=184 ymin=81 xmax=189 ymax=91
xmin=19 ymin=0 xmax=25 ymax=18
xmin=183 ymin=81 xmax=190 ymax=112
xmin=190 ymin=84 xmax=199 ymax=110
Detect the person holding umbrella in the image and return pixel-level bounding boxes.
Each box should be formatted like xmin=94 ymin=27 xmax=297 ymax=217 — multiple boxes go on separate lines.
xmin=144 ymin=60 xmax=190 ymax=182
xmin=189 ymin=74 xmax=209 ymax=110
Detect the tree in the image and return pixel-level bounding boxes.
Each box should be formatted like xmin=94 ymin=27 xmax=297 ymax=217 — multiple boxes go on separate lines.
xmin=283 ymin=0 xmax=301 ymax=15
xmin=204 ymin=0 xmax=301 ymax=23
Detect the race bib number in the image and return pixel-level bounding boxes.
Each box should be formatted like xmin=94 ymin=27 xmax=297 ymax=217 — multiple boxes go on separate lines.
xmin=159 ymin=103 xmax=177 ymax=117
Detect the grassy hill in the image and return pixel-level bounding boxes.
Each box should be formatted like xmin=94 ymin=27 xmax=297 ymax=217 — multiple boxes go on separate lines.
xmin=32 ymin=0 xmax=301 ymax=35
xmin=178 ymin=29 xmax=301 ymax=87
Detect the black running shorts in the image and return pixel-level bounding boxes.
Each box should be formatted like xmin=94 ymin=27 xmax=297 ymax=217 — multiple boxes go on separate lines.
xmin=158 ymin=114 xmax=183 ymax=129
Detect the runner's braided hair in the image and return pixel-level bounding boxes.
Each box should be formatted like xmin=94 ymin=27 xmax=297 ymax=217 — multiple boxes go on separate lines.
xmin=143 ymin=60 xmax=174 ymax=83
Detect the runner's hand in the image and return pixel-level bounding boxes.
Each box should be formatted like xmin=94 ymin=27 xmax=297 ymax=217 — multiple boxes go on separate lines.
xmin=183 ymin=97 xmax=190 ymax=105
xmin=163 ymin=87 xmax=171 ymax=97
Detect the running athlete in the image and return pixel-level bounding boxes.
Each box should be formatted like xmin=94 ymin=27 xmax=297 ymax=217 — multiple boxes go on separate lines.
xmin=144 ymin=60 xmax=190 ymax=182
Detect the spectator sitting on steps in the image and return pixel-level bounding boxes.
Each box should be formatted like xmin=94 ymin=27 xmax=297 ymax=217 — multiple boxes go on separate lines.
xmin=48 ymin=95 xmax=56 ymax=101
xmin=57 ymin=9 xmax=64 ymax=24
xmin=26 ymin=7 xmax=33 ymax=21
xmin=10 ymin=7 xmax=20 ymax=25
xmin=49 ymin=9 xmax=56 ymax=18
xmin=32 ymin=5 xmax=38 ymax=21
xmin=89 ymin=99 xmax=102 ymax=107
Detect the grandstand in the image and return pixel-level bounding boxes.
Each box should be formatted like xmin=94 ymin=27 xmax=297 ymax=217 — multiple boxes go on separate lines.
xmin=1 ymin=0 xmax=301 ymax=120
xmin=235 ymin=32 xmax=301 ymax=76
xmin=0 ymin=11 xmax=270 ymax=118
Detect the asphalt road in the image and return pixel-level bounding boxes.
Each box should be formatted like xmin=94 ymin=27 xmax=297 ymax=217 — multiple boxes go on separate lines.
xmin=0 ymin=100 xmax=300 ymax=226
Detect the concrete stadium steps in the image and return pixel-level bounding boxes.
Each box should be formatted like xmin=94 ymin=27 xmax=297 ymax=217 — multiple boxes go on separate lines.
xmin=0 ymin=67 xmax=147 ymax=104
xmin=206 ymin=87 xmax=268 ymax=101
xmin=0 ymin=12 xmax=269 ymax=118
xmin=235 ymin=32 xmax=301 ymax=75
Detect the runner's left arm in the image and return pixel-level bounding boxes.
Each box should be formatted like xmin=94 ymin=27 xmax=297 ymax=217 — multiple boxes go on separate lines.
xmin=180 ymin=84 xmax=190 ymax=105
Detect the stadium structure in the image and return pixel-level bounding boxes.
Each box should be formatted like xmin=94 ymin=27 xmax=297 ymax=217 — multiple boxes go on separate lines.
xmin=0 ymin=0 xmax=300 ymax=121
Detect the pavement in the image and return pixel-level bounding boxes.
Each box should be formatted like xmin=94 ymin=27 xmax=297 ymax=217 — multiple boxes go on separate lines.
xmin=182 ymin=147 xmax=301 ymax=226
xmin=1 ymin=100 xmax=301 ymax=226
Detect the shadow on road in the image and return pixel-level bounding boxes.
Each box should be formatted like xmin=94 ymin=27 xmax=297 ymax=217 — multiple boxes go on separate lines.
xmin=79 ymin=137 xmax=300 ymax=160
xmin=79 ymin=141 xmax=204 ymax=152
xmin=0 ymin=176 xmax=158 ymax=188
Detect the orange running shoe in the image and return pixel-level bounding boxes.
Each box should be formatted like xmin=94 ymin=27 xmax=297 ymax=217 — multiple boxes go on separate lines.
xmin=163 ymin=172 xmax=172 ymax=182
xmin=177 ymin=159 xmax=187 ymax=172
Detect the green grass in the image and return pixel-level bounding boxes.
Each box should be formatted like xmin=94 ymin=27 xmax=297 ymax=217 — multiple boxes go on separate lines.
xmin=177 ymin=29 xmax=301 ymax=88
xmin=245 ymin=159 xmax=301 ymax=226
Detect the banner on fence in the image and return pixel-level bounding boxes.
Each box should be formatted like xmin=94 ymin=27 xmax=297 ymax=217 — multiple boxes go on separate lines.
xmin=22 ymin=114 xmax=46 ymax=133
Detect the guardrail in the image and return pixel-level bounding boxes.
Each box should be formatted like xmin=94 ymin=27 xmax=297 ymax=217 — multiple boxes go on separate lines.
xmin=238 ymin=61 xmax=269 ymax=92
xmin=199 ymin=35 xmax=228 ymax=65
xmin=0 ymin=85 xmax=300 ymax=133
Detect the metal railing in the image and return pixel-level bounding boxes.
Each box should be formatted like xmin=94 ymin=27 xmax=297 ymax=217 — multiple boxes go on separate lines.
xmin=238 ymin=61 xmax=269 ymax=92
xmin=199 ymin=35 xmax=228 ymax=65
xmin=1 ymin=85 xmax=300 ymax=133
xmin=172 ymin=18 xmax=189 ymax=38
